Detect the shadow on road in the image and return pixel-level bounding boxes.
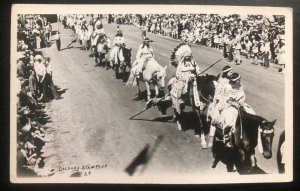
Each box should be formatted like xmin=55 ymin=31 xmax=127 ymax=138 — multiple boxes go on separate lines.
xmin=246 ymin=166 xmax=267 ymax=174
xmin=132 ymin=90 xmax=161 ymax=101
xmin=177 ymin=111 xmax=210 ymax=135
xmin=56 ymin=87 xmax=68 ymax=96
xmin=130 ymin=115 xmax=175 ymax=124
xmin=125 ymin=135 xmax=164 ymax=176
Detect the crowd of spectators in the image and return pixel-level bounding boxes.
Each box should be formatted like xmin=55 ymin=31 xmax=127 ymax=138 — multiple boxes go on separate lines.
xmin=125 ymin=14 xmax=286 ymax=73
xmin=17 ymin=14 xmax=56 ymax=50
xmin=16 ymin=14 xmax=59 ymax=176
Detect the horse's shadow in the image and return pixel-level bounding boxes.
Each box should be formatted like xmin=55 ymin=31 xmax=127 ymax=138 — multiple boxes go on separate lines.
xmin=178 ymin=111 xmax=210 ymax=135
xmin=132 ymin=89 xmax=165 ymax=102
xmin=132 ymin=90 xmax=152 ymax=101
xmin=55 ymin=86 xmax=67 ymax=94
xmin=246 ymin=166 xmax=267 ymax=174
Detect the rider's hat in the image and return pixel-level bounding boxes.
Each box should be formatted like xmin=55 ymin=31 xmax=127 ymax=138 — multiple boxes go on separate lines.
xmin=229 ymin=72 xmax=241 ymax=82
xmin=144 ymin=37 xmax=154 ymax=42
xmin=222 ymin=65 xmax=232 ymax=73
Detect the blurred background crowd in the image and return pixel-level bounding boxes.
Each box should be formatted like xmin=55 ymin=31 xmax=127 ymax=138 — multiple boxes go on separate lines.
xmin=110 ymin=13 xmax=286 ymax=71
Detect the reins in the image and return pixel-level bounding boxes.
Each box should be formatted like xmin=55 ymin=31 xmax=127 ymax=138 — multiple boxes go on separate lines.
xmin=238 ymin=108 xmax=243 ymax=139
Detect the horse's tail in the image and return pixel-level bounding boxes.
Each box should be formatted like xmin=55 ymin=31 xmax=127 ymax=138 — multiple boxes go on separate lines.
xmin=126 ymin=68 xmax=137 ymax=87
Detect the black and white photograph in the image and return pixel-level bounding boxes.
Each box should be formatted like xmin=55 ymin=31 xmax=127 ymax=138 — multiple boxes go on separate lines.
xmin=10 ymin=4 xmax=293 ymax=183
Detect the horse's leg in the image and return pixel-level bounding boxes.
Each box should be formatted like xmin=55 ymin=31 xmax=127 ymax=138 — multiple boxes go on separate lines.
xmin=235 ymin=149 xmax=246 ymax=174
xmin=246 ymin=150 xmax=256 ymax=173
xmin=192 ymin=93 xmax=207 ymax=148
xmin=173 ymin=109 xmax=182 ymax=131
xmin=115 ymin=63 xmax=119 ymax=78
xmin=154 ymin=84 xmax=159 ymax=100
xmin=208 ymin=125 xmax=216 ymax=148
xmin=122 ymin=65 xmax=126 ymax=83
xmin=212 ymin=156 xmax=220 ymax=168
xmin=94 ymin=53 xmax=98 ymax=64
xmin=145 ymin=81 xmax=151 ymax=101
xmin=136 ymin=79 xmax=141 ymax=97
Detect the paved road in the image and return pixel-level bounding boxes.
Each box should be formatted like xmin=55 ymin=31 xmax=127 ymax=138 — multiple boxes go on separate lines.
xmin=40 ymin=21 xmax=284 ymax=180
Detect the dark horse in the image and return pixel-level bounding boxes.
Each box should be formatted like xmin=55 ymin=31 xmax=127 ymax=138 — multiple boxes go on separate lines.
xmin=170 ymin=73 xmax=218 ymax=149
xmin=212 ymin=108 xmax=276 ymax=174
xmin=114 ymin=46 xmax=132 ymax=83
xmin=92 ymin=35 xmax=110 ymax=68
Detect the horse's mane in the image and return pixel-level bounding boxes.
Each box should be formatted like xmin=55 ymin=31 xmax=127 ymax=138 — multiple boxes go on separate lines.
xmin=240 ymin=109 xmax=266 ymax=125
xmin=193 ymin=74 xmax=217 ymax=101
xmin=147 ymin=59 xmax=164 ymax=73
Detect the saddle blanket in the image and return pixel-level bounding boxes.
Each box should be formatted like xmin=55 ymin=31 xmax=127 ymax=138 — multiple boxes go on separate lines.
xmin=208 ymin=102 xmax=256 ymax=129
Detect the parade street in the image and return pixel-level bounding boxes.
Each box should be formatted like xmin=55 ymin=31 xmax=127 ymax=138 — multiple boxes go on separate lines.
xmin=40 ymin=21 xmax=284 ymax=178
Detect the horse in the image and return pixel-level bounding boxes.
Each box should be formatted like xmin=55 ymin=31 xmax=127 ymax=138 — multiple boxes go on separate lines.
xmin=127 ymin=58 xmax=167 ymax=101
xmin=168 ymin=74 xmax=218 ymax=149
xmin=113 ymin=46 xmax=132 ymax=83
xmin=277 ymin=130 xmax=285 ymax=174
xmin=95 ymin=37 xmax=111 ymax=68
xmin=212 ymin=108 xmax=276 ymax=174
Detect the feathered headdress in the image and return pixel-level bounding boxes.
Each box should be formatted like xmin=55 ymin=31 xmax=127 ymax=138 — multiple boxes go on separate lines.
xmin=170 ymin=43 xmax=192 ymax=67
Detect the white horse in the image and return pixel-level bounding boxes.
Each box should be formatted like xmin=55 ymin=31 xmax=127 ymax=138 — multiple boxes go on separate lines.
xmin=127 ymin=58 xmax=167 ymax=101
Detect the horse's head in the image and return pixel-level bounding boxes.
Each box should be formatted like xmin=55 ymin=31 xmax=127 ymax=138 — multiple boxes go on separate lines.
xmin=196 ymin=74 xmax=218 ymax=102
xmin=155 ymin=65 xmax=167 ymax=89
xmin=259 ymin=119 xmax=276 ymax=159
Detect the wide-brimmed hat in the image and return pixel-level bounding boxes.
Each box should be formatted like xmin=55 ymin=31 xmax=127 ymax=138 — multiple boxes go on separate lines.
xmin=144 ymin=37 xmax=154 ymax=42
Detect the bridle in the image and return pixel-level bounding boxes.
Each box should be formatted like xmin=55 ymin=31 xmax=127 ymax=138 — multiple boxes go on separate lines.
xmin=259 ymin=127 xmax=274 ymax=134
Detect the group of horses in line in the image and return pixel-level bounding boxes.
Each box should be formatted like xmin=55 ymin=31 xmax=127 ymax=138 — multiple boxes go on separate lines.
xmin=85 ymin=31 xmax=284 ymax=175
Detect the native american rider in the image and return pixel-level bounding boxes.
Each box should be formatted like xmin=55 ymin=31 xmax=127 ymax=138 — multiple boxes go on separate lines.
xmin=132 ymin=37 xmax=154 ymax=78
xmin=169 ymin=44 xmax=201 ymax=113
xmin=209 ymin=72 xmax=246 ymax=147
xmin=110 ymin=26 xmax=125 ymax=67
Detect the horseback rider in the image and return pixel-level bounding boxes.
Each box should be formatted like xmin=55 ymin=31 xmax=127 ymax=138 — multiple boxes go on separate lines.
xmin=210 ymin=72 xmax=246 ymax=147
xmin=169 ymin=44 xmax=201 ymax=113
xmin=132 ymin=37 xmax=154 ymax=77
xmin=207 ymin=65 xmax=233 ymax=147
xmin=110 ymin=26 xmax=125 ymax=67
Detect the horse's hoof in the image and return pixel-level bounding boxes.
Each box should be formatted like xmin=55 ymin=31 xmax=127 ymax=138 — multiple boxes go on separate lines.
xmin=176 ymin=121 xmax=182 ymax=131
xmin=227 ymin=167 xmax=236 ymax=172
xmin=201 ymin=143 xmax=208 ymax=149
xmin=246 ymin=166 xmax=255 ymax=174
